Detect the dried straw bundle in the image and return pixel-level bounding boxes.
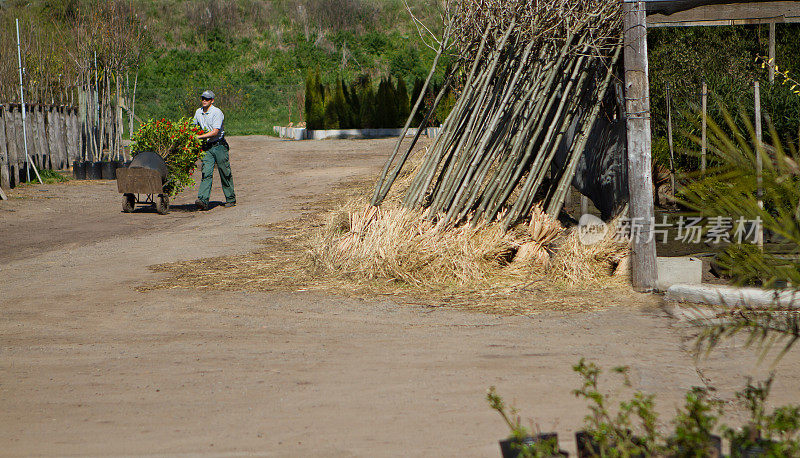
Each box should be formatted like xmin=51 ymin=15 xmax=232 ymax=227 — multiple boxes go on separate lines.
xmin=312 ymin=200 xmax=624 ymax=289
xmin=512 ymin=206 xmax=564 ymax=268
xmin=551 ymin=217 xmax=630 ymax=284
xmin=313 ymin=203 xmax=513 ymax=287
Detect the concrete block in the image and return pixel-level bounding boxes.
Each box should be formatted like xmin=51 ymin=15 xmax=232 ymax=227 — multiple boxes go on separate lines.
xmin=665 ymin=284 xmax=800 ymax=308
xmin=273 ymin=126 xmax=440 ymax=141
xmin=656 ymin=256 xmax=702 ymax=291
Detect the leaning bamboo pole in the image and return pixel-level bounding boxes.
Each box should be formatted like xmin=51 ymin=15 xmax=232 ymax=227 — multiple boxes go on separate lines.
xmin=373 ymin=0 xmax=623 ymax=230
xmin=371 ymin=23 xmax=453 ymax=206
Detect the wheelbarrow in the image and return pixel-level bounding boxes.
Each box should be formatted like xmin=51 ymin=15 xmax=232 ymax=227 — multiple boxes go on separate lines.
xmin=116 ymin=151 xmax=171 ymax=214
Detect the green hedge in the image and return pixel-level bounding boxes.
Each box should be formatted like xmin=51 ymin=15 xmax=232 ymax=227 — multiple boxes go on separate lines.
xmin=305 ymin=70 xmax=415 ymax=130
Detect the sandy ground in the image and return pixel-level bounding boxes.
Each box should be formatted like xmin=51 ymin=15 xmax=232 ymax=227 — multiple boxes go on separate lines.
xmin=2 ymin=136 xmax=800 ymax=457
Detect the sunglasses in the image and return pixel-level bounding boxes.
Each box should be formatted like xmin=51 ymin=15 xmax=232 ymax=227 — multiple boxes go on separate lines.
xmin=201 ymin=97 xmax=212 ymax=101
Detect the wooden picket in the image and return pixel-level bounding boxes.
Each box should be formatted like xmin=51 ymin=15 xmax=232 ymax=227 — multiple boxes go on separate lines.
xmin=0 ymin=103 xmax=81 ymax=189
xmin=0 ymin=106 xmax=8 ymax=189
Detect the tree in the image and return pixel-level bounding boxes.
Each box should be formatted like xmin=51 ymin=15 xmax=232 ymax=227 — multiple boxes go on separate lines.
xmin=304 ymin=69 xmax=325 ymax=129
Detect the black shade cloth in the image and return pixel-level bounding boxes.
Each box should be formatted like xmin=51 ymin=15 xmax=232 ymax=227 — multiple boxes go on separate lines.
xmin=553 ymin=63 xmax=628 ymax=221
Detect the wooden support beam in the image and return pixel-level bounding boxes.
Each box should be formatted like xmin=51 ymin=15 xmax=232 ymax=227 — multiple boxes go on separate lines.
xmin=769 ymin=22 xmax=776 ymax=83
xmin=754 ymin=80 xmax=764 ymax=250
xmin=624 ymin=0 xmax=657 ymax=291
xmin=0 ymin=106 xmax=9 ymax=190
xmin=648 ymin=1 xmax=800 ymax=27
xmin=666 ymin=83 xmax=676 ymax=204
xmin=701 ymin=81 xmax=707 ymax=173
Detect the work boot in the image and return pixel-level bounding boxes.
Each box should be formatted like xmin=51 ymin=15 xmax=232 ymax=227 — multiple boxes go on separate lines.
xmin=224 ymin=201 xmax=236 ymax=208
xmin=195 ymin=199 xmax=209 ymax=211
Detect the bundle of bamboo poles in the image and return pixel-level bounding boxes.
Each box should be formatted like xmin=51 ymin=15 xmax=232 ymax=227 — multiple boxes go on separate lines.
xmin=372 ymin=0 xmax=623 ymax=229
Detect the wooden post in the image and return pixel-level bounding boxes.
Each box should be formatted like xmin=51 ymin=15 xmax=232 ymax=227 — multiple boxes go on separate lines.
xmin=36 ymin=106 xmax=51 ymax=169
xmin=12 ymin=105 xmax=25 ymax=182
xmin=580 ymin=195 xmax=589 ymax=215
xmin=66 ymin=107 xmax=76 ymax=166
xmin=623 ymin=0 xmax=657 ymax=291
xmin=71 ymin=108 xmax=80 ymax=163
xmin=46 ymin=107 xmax=59 ymax=169
xmin=701 ymin=81 xmax=707 ymax=173
xmin=28 ymin=105 xmax=42 ymax=170
xmin=754 ymin=80 xmax=764 ymax=249
xmin=31 ymin=106 xmax=42 ymax=169
xmin=0 ymin=106 xmax=9 ymax=190
xmin=769 ymin=22 xmax=776 ymax=83
xmin=56 ymin=107 xmax=67 ymax=167
xmin=666 ymin=83 xmax=676 ymax=204
xmin=51 ymin=106 xmax=60 ymax=170
xmin=79 ymin=86 xmax=88 ymax=161
xmin=4 ymin=105 xmax=18 ymax=187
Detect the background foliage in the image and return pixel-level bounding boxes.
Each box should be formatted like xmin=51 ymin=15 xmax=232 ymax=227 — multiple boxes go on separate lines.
xmin=2 ymin=1 xmax=799 ymax=142
xmin=648 ymin=24 xmax=800 ymax=173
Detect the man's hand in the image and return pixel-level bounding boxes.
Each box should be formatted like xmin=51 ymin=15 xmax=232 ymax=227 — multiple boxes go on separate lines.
xmin=197 ymin=128 xmax=220 ymax=140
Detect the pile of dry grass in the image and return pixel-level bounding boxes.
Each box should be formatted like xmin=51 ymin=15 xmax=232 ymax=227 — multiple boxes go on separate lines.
xmin=551 ymin=216 xmax=630 ymax=284
xmin=310 ymin=200 xmax=628 ymax=290
xmin=145 ymin=170 xmax=637 ymax=314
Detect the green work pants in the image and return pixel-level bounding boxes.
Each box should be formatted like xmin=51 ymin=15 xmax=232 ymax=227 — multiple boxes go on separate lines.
xmin=197 ymin=143 xmax=236 ymax=204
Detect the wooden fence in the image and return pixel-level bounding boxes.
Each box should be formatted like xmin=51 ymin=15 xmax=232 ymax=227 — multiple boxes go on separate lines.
xmin=0 ymin=104 xmax=80 ymax=189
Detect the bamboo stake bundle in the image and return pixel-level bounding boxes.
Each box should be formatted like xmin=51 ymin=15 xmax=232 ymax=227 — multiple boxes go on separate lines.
xmin=372 ymin=0 xmax=623 ymax=229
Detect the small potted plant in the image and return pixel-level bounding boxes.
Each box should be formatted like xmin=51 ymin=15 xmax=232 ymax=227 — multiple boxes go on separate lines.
xmin=725 ymin=376 xmax=800 ymax=457
xmin=487 ymin=386 xmax=567 ymax=458
xmin=571 ymin=359 xmax=658 ymax=458
xmin=666 ymin=387 xmax=723 ymax=457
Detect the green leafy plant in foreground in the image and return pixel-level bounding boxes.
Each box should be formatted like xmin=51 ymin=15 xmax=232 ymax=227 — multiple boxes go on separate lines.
xmin=486 ymin=386 xmax=560 ymax=457
xmin=489 ymin=362 xmax=800 ymax=457
xmin=571 ymin=359 xmax=662 ymax=457
xmin=130 ymin=117 xmax=203 ymax=196
xmin=723 ymin=375 xmax=800 ymax=456
xmin=668 ymin=387 xmax=723 ymax=457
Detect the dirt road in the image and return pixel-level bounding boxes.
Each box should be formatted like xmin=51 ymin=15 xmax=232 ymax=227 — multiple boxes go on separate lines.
xmin=2 ymin=136 xmax=799 ymax=456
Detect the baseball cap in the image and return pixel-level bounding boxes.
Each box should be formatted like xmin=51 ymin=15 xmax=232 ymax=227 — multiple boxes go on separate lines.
xmin=201 ymin=90 xmax=215 ymax=99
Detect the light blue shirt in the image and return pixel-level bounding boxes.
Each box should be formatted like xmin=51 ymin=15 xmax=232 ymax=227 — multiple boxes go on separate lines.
xmin=193 ymin=105 xmax=225 ymax=142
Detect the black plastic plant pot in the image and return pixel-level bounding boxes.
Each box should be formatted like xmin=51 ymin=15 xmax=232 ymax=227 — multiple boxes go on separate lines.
xmin=72 ymin=160 xmax=87 ymax=180
xmin=499 ymin=432 xmax=567 ymax=458
xmin=731 ymin=438 xmax=778 ymax=457
xmin=576 ymin=431 xmax=599 ymax=458
xmin=87 ymin=161 xmax=103 ymax=180
xmin=668 ymin=434 xmax=722 ymax=457
xmin=576 ymin=431 xmax=644 ymax=458
xmin=101 ymin=161 xmax=117 ymax=180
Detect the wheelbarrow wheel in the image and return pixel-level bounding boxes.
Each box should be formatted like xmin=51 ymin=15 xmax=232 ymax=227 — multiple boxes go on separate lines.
xmin=156 ymin=194 xmax=170 ymax=215
xmin=122 ymin=193 xmax=136 ymax=213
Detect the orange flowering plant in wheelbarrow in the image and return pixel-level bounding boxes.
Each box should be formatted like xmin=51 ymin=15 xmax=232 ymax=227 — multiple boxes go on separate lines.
xmin=130 ymin=117 xmax=204 ymax=196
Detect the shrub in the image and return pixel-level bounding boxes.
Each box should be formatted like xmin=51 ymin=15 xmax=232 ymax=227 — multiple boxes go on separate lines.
xmin=489 ymin=361 xmax=800 ymax=456
xmin=130 ymin=117 xmax=203 ymax=196
xmin=303 ymin=74 xmax=413 ymax=129
xmin=305 ymin=70 xmax=326 ymax=130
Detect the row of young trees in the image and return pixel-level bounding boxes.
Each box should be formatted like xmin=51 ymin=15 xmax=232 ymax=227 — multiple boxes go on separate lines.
xmin=304 ymin=71 xmax=443 ymax=130
xmin=0 ymin=0 xmax=147 ymax=161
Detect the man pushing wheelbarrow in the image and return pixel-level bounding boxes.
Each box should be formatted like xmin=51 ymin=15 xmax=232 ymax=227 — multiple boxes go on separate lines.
xmin=194 ymin=90 xmax=236 ymax=210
